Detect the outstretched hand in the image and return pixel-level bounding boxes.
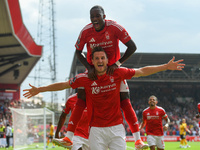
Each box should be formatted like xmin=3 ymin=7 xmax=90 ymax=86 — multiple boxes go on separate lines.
xmin=167 ymin=56 xmax=185 ymax=70
xmin=23 ymin=84 xmax=39 ymax=99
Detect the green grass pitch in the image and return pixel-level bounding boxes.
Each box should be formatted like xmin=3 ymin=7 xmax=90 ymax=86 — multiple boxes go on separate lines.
xmin=2 ymin=141 xmax=199 ymax=150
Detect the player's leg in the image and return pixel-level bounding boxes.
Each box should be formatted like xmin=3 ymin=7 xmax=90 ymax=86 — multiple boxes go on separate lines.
xmin=53 ymin=91 xmax=86 ymax=148
xmin=147 ymin=135 xmax=156 ymax=150
xmin=120 ymin=80 xmax=148 ymax=149
xmin=46 ymin=136 xmax=50 ymax=148
xmin=71 ymin=136 xmax=89 ymax=150
xmin=49 ymin=136 xmax=55 ymax=148
xmin=183 ymin=136 xmax=190 ymax=148
xmin=89 ymin=127 xmax=108 ymax=150
xmin=108 ymin=124 xmax=126 ymax=150
xmin=180 ymin=135 xmax=184 ymax=148
xmin=156 ymin=136 xmax=165 ymax=150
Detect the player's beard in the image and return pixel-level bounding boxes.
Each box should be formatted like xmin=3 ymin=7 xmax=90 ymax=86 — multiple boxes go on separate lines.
xmin=150 ymin=103 xmax=155 ymax=107
xmin=96 ymin=66 xmax=107 ymax=75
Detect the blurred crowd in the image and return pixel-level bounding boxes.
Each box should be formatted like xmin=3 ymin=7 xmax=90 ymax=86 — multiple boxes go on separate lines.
xmin=125 ymin=84 xmax=200 ymax=136
xmin=1 ymin=84 xmax=199 ymax=140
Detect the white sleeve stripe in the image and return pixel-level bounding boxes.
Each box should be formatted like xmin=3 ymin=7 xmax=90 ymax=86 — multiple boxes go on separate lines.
xmin=107 ymin=21 xmax=124 ymax=31
xmin=78 ymin=24 xmax=93 ymax=39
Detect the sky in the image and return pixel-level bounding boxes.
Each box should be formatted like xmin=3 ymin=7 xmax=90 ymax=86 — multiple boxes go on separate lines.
xmin=19 ymin=0 xmax=200 ymax=104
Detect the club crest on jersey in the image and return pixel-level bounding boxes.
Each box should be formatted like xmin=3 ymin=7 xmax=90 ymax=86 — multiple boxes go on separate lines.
xmin=156 ymin=111 xmax=159 ymax=115
xmin=110 ymin=76 xmax=114 ymax=82
xmin=105 ymin=32 xmax=110 ymax=40
xmin=91 ymin=87 xmax=100 ymax=94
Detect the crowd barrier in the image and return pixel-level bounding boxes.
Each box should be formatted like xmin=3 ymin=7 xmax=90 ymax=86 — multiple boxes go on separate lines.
xmin=126 ymin=136 xmax=200 ymax=142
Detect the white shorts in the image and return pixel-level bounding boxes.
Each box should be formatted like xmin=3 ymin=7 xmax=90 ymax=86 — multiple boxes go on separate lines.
xmin=147 ymin=135 xmax=165 ymax=149
xmin=78 ymin=80 xmax=129 ymax=92
xmin=89 ymin=124 xmax=126 ymax=150
xmin=72 ymin=136 xmax=89 ymax=150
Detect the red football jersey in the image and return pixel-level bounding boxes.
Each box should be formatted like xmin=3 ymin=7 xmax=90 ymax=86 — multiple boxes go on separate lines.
xmin=142 ymin=106 xmax=168 ymax=136
xmin=75 ymin=20 xmax=132 ymax=66
xmin=198 ymin=103 xmax=200 ymax=113
xmin=63 ymin=93 xmax=89 ymax=139
xmin=69 ymin=67 xmax=135 ymax=127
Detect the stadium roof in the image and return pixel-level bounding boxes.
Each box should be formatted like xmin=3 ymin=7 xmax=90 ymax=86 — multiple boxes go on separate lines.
xmin=0 ymin=0 xmax=42 ymax=86
xmin=70 ymin=52 xmax=200 ymax=83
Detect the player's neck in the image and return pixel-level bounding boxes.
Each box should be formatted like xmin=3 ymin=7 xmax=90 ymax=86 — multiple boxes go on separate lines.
xmin=150 ymin=105 xmax=156 ymax=109
xmin=97 ymin=71 xmax=106 ymax=76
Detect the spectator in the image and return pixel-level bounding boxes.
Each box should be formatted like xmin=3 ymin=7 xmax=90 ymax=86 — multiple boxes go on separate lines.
xmin=5 ymin=124 xmax=12 ymax=148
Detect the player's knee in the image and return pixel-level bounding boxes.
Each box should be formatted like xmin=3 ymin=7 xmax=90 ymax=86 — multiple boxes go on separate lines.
xmin=120 ymin=92 xmax=130 ymax=101
xmin=77 ymin=89 xmax=86 ymax=101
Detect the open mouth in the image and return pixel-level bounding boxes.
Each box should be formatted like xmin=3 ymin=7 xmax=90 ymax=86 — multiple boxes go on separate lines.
xmin=93 ymin=22 xmax=100 ymax=29
xmin=97 ymin=64 xmax=103 ymax=67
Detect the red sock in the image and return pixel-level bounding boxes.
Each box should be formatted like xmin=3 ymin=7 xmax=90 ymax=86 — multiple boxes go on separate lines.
xmin=121 ymin=99 xmax=139 ymax=133
xmin=67 ymin=98 xmax=86 ymax=132
xmin=198 ymin=103 xmax=200 ymax=113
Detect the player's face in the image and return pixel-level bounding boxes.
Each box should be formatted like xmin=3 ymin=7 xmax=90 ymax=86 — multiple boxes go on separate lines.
xmin=90 ymin=8 xmax=105 ymax=31
xmin=92 ymin=51 xmax=108 ymax=75
xmin=148 ymin=97 xmax=157 ymax=107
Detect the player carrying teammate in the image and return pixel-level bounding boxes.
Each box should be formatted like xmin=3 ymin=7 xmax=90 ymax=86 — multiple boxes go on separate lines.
xmin=23 ymin=47 xmax=185 ymax=150
xmin=139 ymin=95 xmax=170 ymax=150
xmin=74 ymin=5 xmax=146 ymax=149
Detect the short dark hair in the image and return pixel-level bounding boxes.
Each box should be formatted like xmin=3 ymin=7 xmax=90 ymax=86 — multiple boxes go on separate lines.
xmin=148 ymin=95 xmax=158 ymax=101
xmin=90 ymin=5 xmax=105 ymax=15
xmin=91 ymin=46 xmax=107 ymax=59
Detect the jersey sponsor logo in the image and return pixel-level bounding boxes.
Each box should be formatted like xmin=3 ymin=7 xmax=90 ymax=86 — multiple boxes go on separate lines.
xmin=89 ymin=38 xmax=95 ymax=43
xmin=91 ymin=83 xmax=117 ymax=94
xmin=123 ymin=31 xmax=130 ymax=40
xmin=147 ymin=116 xmax=159 ymax=120
xmin=91 ymin=81 xmax=97 ymax=86
xmin=92 ymin=87 xmax=100 ymax=94
xmin=89 ymin=41 xmax=113 ymax=49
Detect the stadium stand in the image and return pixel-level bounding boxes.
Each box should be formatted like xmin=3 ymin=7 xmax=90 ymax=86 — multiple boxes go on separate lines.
xmin=0 ymin=0 xmax=42 ymax=146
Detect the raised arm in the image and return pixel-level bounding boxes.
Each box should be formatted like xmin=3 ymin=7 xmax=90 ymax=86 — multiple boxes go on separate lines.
xmin=118 ymin=39 xmax=137 ymax=64
xmin=76 ymin=49 xmax=97 ymax=80
xmin=23 ymin=81 xmax=71 ymax=99
xmin=107 ymin=39 xmax=137 ymax=75
xmin=133 ymin=56 xmax=185 ymax=78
